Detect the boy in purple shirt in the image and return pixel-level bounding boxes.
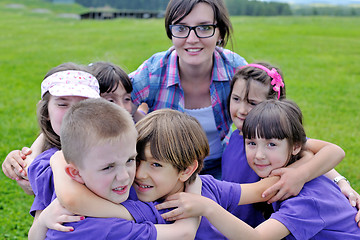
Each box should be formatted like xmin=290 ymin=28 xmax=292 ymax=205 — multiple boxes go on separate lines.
xmin=30 ymin=98 xmax=199 ymax=239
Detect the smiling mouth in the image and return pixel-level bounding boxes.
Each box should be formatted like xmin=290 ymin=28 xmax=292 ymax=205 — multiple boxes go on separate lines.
xmin=186 ymin=48 xmax=202 ymax=53
xmin=112 ymin=185 xmax=128 ymax=194
xmin=134 ymin=182 xmax=153 ymax=191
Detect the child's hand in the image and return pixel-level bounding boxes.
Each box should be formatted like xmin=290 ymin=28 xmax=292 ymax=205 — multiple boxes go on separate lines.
xmin=2 ymin=147 xmax=31 ymax=180
xmin=156 ymin=192 xmax=206 ymax=221
xmin=39 ymin=198 xmax=85 ymax=232
xmin=262 ymin=167 xmax=305 ymax=203
xmin=336 ymin=180 xmax=360 ymax=227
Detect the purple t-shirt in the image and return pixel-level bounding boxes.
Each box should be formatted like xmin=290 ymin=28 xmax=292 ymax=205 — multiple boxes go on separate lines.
xmin=271 ymin=175 xmax=360 ymax=239
xmin=28 ymin=147 xmax=58 ymax=217
xmin=156 ymin=174 xmax=242 ymax=239
xmin=46 ymin=200 xmax=165 ymax=240
xmin=221 ymin=130 xmax=265 ymax=227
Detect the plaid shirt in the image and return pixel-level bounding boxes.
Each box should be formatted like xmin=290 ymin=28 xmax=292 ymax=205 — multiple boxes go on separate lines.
xmin=130 ymin=46 xmax=247 ymax=140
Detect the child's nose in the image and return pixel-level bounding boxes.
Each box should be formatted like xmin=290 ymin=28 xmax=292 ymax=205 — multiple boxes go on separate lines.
xmin=255 ymin=148 xmax=266 ymax=160
xmin=116 ymin=167 xmax=129 ymax=182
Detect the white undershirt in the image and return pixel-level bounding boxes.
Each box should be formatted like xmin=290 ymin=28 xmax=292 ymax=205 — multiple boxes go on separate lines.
xmin=184 ymin=106 xmax=222 ymax=161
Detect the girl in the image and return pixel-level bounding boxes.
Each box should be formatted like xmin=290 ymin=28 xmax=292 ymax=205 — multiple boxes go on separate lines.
xmin=89 ymin=61 xmax=146 ymax=122
xmin=130 ymin=0 xmax=247 ymax=178
xmin=25 ymin=65 xmax=100 ymax=235
xmin=221 ymin=63 xmax=360 ymax=226
xmin=1 ymin=63 xmax=97 ymax=194
xmin=157 ymin=99 xmax=360 ymax=239
xmin=2 ymin=61 xmax=145 ymax=190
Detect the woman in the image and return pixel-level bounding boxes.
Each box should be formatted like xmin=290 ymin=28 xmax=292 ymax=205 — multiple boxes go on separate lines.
xmin=130 ymin=0 xmax=247 ymax=178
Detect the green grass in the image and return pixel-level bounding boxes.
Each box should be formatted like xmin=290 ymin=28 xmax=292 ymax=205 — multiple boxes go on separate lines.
xmin=1 ymin=1 xmax=360 ymax=239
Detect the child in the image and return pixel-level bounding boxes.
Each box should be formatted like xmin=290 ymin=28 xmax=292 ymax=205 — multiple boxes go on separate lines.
xmin=49 ymin=108 xmax=280 ymax=239
xmin=221 ymin=62 xmax=360 ymax=226
xmin=2 ymin=61 xmax=145 ymax=193
xmin=26 ymin=65 xmax=101 ymax=233
xmin=29 ymin=98 xmax=200 ymax=239
xmin=1 ymin=62 xmax=96 ymax=193
xmin=157 ymin=99 xmax=360 ymax=239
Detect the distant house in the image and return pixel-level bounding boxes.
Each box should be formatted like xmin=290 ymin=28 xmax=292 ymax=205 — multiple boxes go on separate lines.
xmin=49 ymin=0 xmax=75 ymax=3
xmin=80 ymin=10 xmax=164 ymax=20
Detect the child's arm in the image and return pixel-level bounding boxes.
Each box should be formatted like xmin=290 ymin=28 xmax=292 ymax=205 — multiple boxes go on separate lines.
xmin=325 ymin=169 xmax=360 ymax=226
xmin=159 ymin=192 xmax=289 ymax=240
xmin=156 ymin=176 xmax=279 ymax=221
xmin=50 ymin=151 xmax=134 ymax=220
xmin=28 ymin=210 xmax=47 ymax=240
xmin=28 ymin=199 xmax=85 ymax=240
xmin=263 ymin=138 xmax=345 ymax=202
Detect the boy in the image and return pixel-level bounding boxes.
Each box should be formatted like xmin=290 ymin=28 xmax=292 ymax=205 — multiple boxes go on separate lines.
xmin=30 ymin=98 xmax=199 ymax=239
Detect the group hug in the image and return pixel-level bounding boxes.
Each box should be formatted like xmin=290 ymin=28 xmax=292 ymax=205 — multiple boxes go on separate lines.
xmin=2 ymin=0 xmax=360 ymax=239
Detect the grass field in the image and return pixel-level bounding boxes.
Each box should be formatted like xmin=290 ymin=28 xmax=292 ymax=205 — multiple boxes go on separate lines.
xmin=1 ymin=1 xmax=360 ymax=239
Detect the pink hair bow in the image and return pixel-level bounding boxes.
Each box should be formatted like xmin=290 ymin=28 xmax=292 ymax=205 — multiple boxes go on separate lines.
xmin=242 ymin=64 xmax=284 ymax=99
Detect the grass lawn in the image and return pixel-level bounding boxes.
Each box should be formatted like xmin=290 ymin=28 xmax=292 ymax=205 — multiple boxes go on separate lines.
xmin=1 ymin=1 xmax=359 ymax=239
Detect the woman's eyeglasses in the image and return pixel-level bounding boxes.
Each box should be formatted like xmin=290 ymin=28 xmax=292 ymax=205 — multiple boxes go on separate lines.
xmin=169 ymin=24 xmax=217 ymax=38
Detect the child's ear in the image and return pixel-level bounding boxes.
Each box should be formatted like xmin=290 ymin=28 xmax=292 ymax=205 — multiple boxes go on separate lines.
xmin=292 ymin=143 xmax=302 ymax=156
xmin=65 ymin=163 xmax=85 ymax=184
xmin=179 ymin=160 xmax=199 ymax=183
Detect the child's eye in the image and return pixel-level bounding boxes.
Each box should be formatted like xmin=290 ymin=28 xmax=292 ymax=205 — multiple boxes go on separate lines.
xmin=151 ymin=162 xmax=162 ymax=168
xmin=57 ymin=103 xmax=68 ymax=107
xmin=268 ymin=142 xmax=276 ymax=147
xmin=249 ymin=101 xmax=258 ymax=106
xmin=231 ymin=96 xmax=239 ymax=102
xmin=127 ymin=158 xmax=135 ymax=164
xmin=245 ymin=140 xmax=256 ymax=146
xmin=102 ymin=165 xmax=113 ymax=171
xmin=124 ymin=97 xmax=131 ymax=102
xmin=102 ymin=163 xmax=115 ymax=171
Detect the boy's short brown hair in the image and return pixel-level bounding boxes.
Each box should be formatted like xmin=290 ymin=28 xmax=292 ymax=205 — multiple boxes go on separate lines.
xmin=61 ymin=98 xmax=137 ymax=169
xmin=135 ymin=109 xmax=209 ymax=184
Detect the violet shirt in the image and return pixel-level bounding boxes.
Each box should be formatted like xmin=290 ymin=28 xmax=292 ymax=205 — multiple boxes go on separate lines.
xmin=156 ymin=175 xmax=242 ymax=240
xmin=129 ymin=46 xmax=247 ymax=141
xmin=28 ymin=147 xmax=58 ymax=216
xmin=271 ymin=175 xmax=360 ymax=239
xmin=221 ymin=130 xmax=265 ymax=227
xmin=46 ymin=200 xmax=165 ymax=240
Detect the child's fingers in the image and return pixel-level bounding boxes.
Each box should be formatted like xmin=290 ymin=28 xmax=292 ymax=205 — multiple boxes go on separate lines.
xmin=60 ymin=215 xmax=85 ymax=223
xmin=160 ymin=209 xmax=182 ymax=220
xmin=262 ymin=182 xmax=281 ymax=199
xmin=52 ymin=223 xmax=74 ymax=232
xmin=155 ymin=200 xmax=178 ymax=210
xmin=21 ymin=147 xmax=32 ymax=156
xmin=347 ymin=192 xmax=357 ymax=207
xmin=267 ymin=188 xmax=286 ymax=204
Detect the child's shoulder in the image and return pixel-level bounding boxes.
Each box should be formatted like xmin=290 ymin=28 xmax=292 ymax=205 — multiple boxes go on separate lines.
xmin=48 ymin=217 xmax=157 ymax=240
xmin=28 ymin=147 xmax=58 ymax=181
xmin=122 ymin=199 xmax=165 ymax=224
xmin=200 ymin=175 xmax=241 ymax=210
